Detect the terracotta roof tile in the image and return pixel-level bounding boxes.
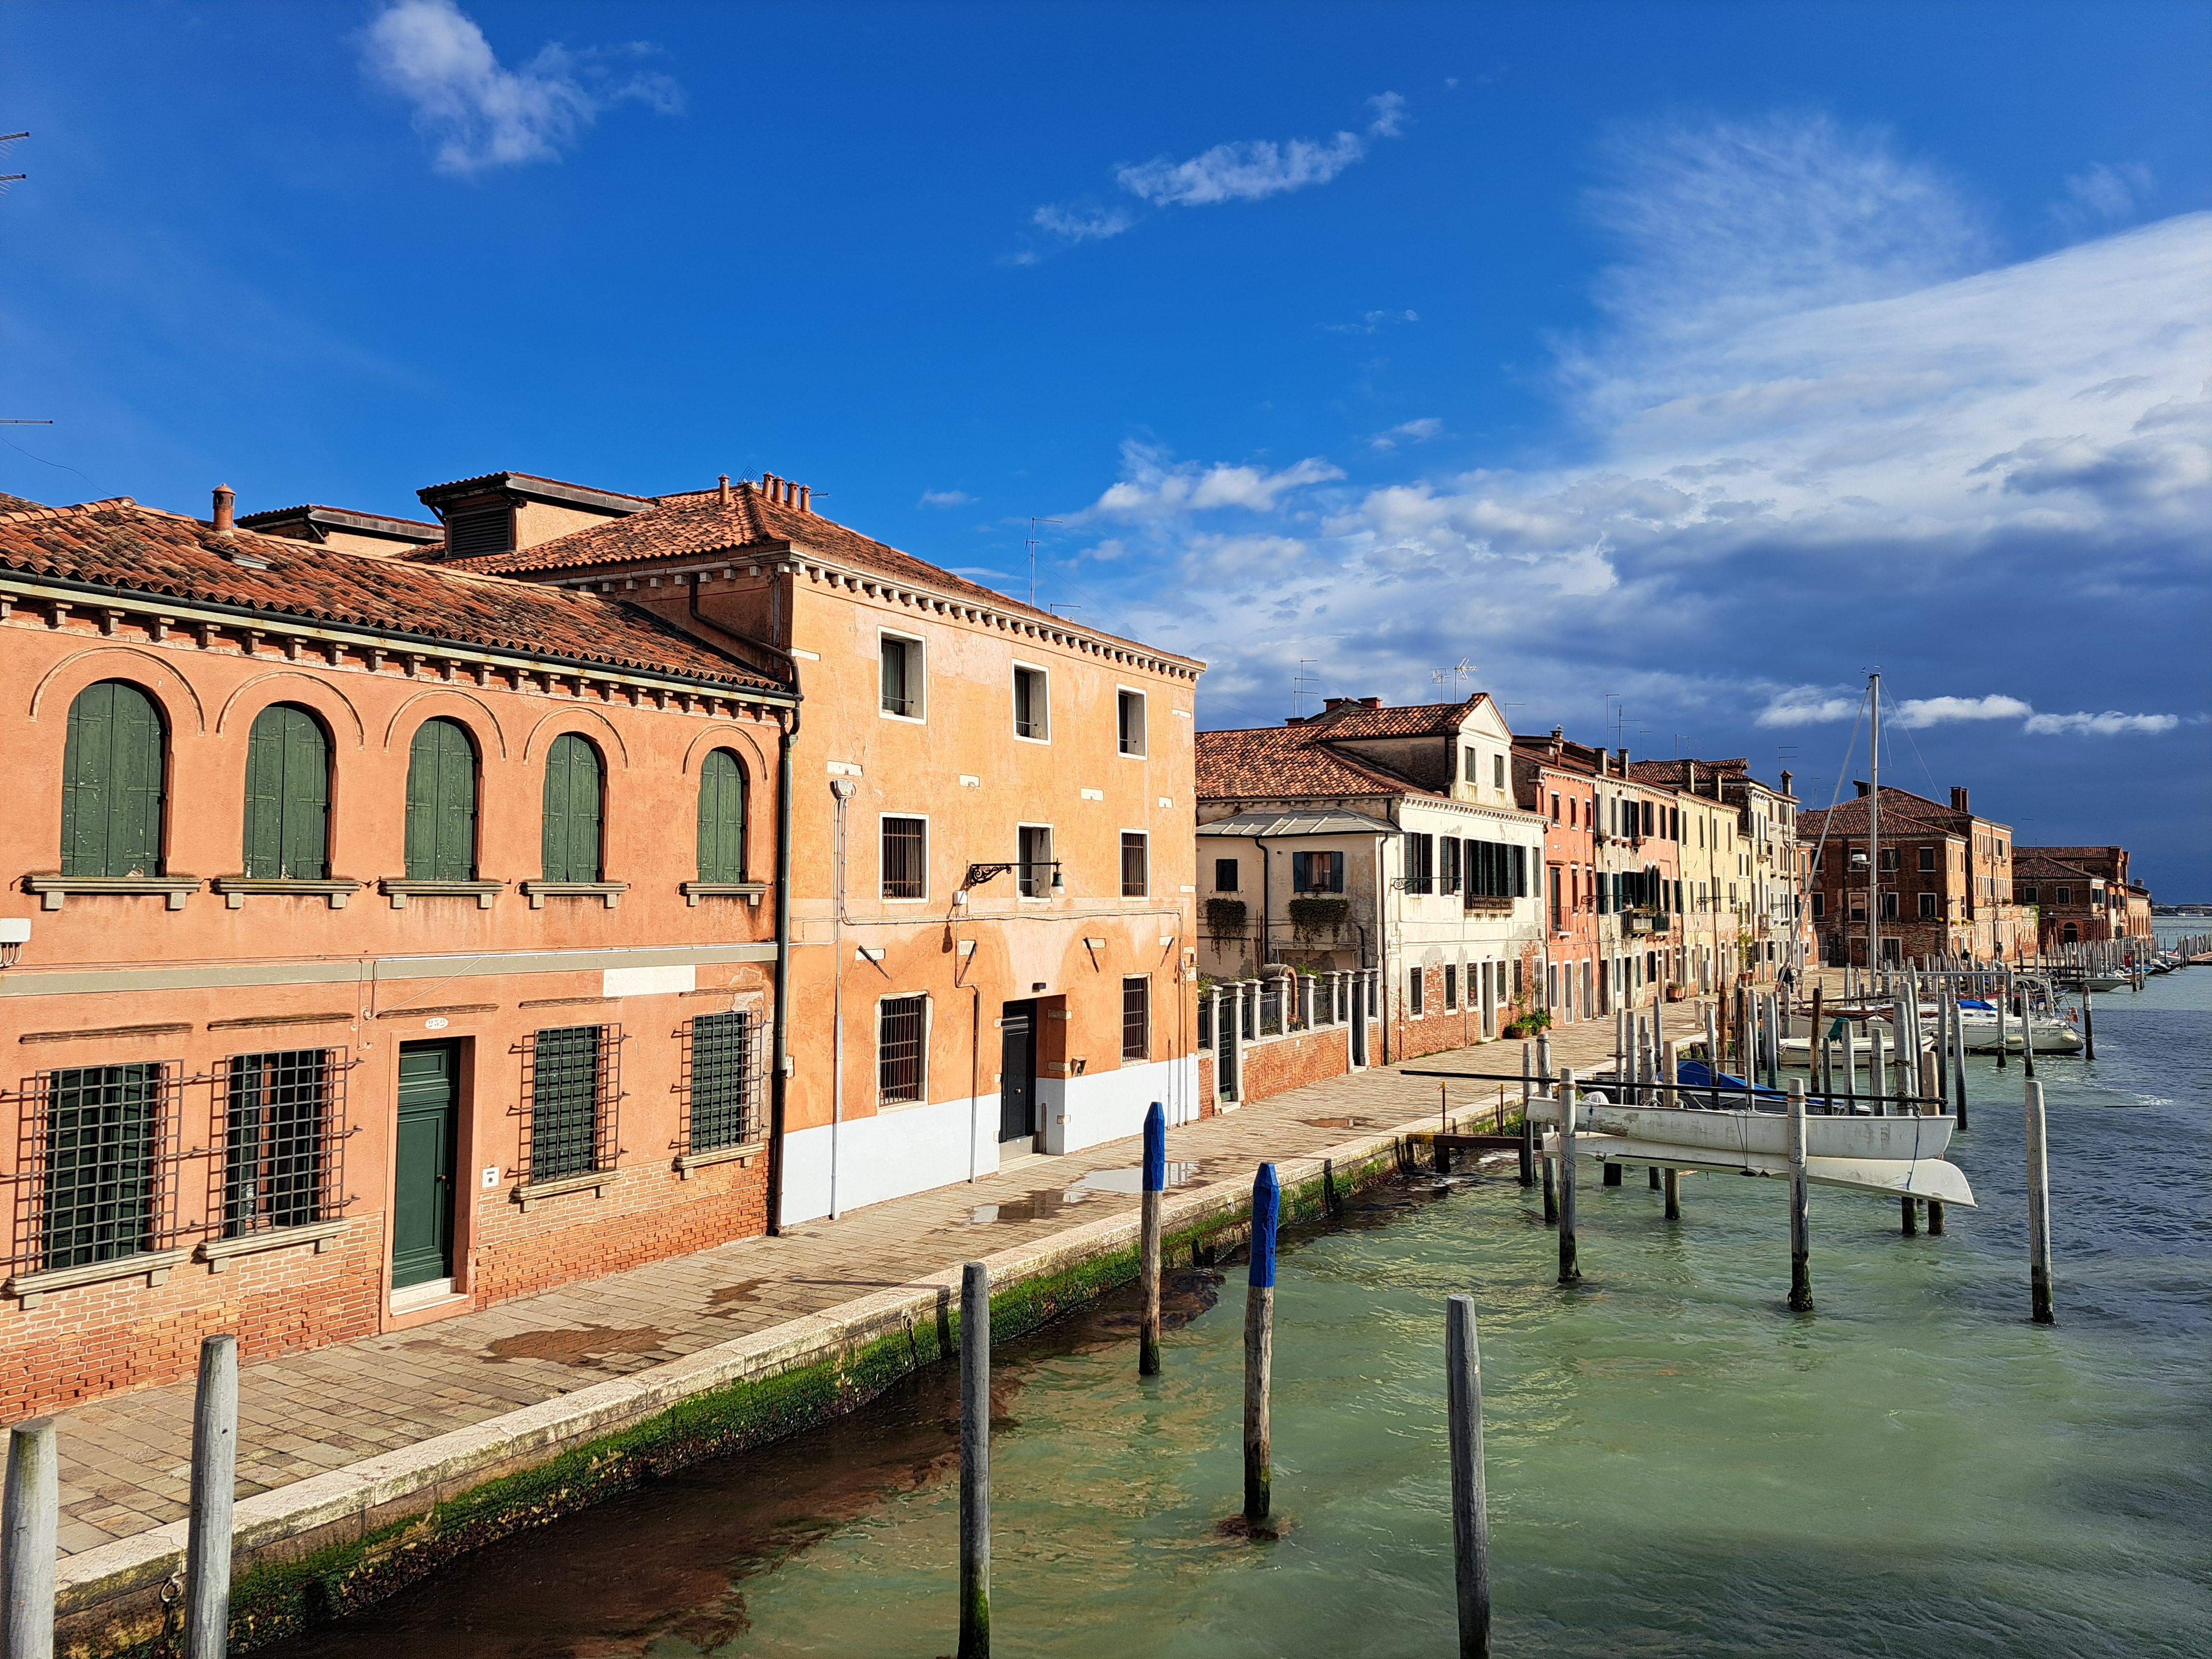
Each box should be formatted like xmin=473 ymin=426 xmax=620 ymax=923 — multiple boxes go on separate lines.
xmin=1196 ymin=724 xmax=1436 ymax=801
xmin=0 ymin=498 xmax=786 ymax=695
xmin=445 ymin=481 xmax=1200 ymax=665
xmin=1295 ymin=696 xmax=1487 ymax=739
xmin=418 ymin=470 xmax=656 ymax=505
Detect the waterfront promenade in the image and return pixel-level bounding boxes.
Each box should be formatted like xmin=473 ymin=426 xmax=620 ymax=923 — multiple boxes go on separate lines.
xmin=46 ymin=1012 xmax=1648 ymax=1612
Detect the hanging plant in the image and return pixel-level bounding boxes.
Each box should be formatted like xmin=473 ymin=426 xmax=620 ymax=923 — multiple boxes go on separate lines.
xmin=1205 ymin=897 xmax=1249 ymax=938
xmin=1287 ymin=896 xmax=1349 ymax=942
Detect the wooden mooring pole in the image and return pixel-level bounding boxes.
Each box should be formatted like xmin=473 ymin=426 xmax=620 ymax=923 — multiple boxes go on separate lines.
xmin=1518 ymin=1044 xmax=1535 ymax=1188
xmin=1558 ymin=1069 xmax=1580 ymax=1284
xmin=1787 ymin=1079 xmax=1812 ymax=1312
xmin=1244 ymin=1163 xmax=1280 ymax=1529
xmin=959 ymin=1261 xmax=991 ymax=1659
xmin=185 ymin=1334 xmax=238 ymax=1659
xmin=1139 ymin=1102 xmax=1165 ymax=1377
xmin=1445 ymin=1295 xmax=1492 ymax=1659
xmin=2026 ymin=1082 xmax=2055 ymax=1325
xmin=3 ymin=1416 xmax=57 ymax=1659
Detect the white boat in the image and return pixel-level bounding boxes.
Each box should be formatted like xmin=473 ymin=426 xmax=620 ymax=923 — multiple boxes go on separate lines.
xmin=1527 ymin=1094 xmax=1974 ymax=1206
xmin=2074 ymin=975 xmax=2127 ymax=992
xmin=1779 ymin=1013 xmax=1932 ymax=1071
xmin=1954 ymin=1006 xmax=2082 ymax=1054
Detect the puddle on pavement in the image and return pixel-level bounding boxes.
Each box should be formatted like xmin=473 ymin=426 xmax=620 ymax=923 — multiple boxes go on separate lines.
xmin=1300 ymin=1115 xmax=1373 ymax=1130
xmin=1065 ymin=1161 xmax=1199 ymax=1196
xmin=706 ymin=1280 xmax=765 ymax=1313
xmin=964 ymin=1188 xmax=1093 ymax=1225
xmin=483 ymin=1325 xmax=675 ymax=1367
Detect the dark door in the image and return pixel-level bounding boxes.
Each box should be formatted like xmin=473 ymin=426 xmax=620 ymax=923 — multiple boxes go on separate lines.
xmin=998 ymin=1002 xmax=1037 ymax=1144
xmin=393 ymin=1041 xmax=459 ymax=1289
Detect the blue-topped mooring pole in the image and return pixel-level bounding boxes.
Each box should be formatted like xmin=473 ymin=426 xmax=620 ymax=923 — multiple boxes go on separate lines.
xmin=1244 ymin=1162 xmax=1279 ymax=1527
xmin=1139 ymin=1102 xmax=1165 ymax=1376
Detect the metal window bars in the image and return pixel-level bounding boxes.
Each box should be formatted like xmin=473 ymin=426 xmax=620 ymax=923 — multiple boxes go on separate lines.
xmin=1120 ymin=833 xmax=1148 ymax=898
xmin=212 ymin=1048 xmax=346 ymax=1238
xmin=1122 ymin=976 xmax=1150 ymax=1061
xmin=878 ymin=995 xmax=927 ymax=1104
xmin=9 ymin=1062 xmax=184 ymax=1275
xmin=882 ymin=817 xmax=927 ymax=899
xmin=520 ymin=1025 xmax=621 ymax=1183
xmin=680 ymin=1011 xmax=763 ymax=1152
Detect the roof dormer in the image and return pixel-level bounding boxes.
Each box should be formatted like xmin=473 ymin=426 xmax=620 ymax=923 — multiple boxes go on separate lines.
xmin=416 ymin=471 xmax=653 ymax=558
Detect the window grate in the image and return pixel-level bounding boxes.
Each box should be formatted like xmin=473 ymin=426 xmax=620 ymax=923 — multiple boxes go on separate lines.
xmin=1120 ymin=832 xmax=1148 ymax=898
xmin=213 ymin=1048 xmax=346 ymax=1238
xmin=520 ymin=1025 xmax=620 ymax=1183
xmin=882 ymin=817 xmax=927 ymax=899
xmin=878 ymin=996 xmax=927 ymax=1105
xmin=681 ymin=1012 xmax=763 ymax=1152
xmin=9 ymin=1063 xmax=186 ymax=1275
xmin=1122 ymin=976 xmax=1150 ymax=1061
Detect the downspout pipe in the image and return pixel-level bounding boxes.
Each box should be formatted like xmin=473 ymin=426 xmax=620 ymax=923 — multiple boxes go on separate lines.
xmin=766 ymin=701 xmax=799 ymax=1235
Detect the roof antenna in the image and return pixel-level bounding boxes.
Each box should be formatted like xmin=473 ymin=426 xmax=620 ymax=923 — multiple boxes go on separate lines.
xmin=1430 ymin=657 xmax=1477 ymax=697
xmin=0 ymin=131 xmax=25 ymax=199
xmin=1292 ymin=658 xmax=1321 ymax=719
xmin=1026 ymin=517 xmax=1062 ymax=607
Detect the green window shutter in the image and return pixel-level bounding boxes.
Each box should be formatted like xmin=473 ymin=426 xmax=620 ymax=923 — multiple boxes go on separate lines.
xmin=542 ymin=733 xmax=604 ymax=883
xmin=243 ymin=705 xmax=329 ymax=879
xmin=42 ymin=1063 xmax=160 ymax=1268
xmin=697 ymin=749 xmax=746 ymax=882
xmin=406 ymin=719 xmax=477 ymax=880
xmin=62 ymin=681 xmax=165 ymax=877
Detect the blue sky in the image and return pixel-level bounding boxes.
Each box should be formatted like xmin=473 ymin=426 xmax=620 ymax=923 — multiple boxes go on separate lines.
xmin=4 ymin=2 xmax=2209 ymax=892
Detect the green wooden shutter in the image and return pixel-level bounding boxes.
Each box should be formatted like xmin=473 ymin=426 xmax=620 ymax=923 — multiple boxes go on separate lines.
xmin=62 ymin=681 xmax=164 ymax=877
xmin=697 ymin=749 xmax=746 ymax=882
xmin=542 ymin=734 xmax=603 ymax=882
xmin=243 ymin=705 xmax=329 ymax=879
xmin=406 ymin=719 xmax=477 ymax=880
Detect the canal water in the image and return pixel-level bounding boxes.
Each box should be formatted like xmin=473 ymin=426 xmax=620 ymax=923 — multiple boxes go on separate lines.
xmin=268 ymin=969 xmax=2210 ymax=1659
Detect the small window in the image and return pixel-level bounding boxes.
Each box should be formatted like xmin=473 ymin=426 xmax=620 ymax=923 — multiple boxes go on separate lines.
xmin=878 ymin=995 xmax=928 ymax=1105
xmin=1464 ymin=746 xmax=1479 ymax=782
xmin=1550 ymin=793 xmax=1560 ymax=821
xmin=1443 ymin=963 xmax=1459 ymax=1010
xmin=1018 ymin=825 xmax=1054 ymax=898
xmin=1291 ymin=851 xmax=1344 ymax=893
xmin=407 ymin=718 xmax=479 ymax=880
xmin=221 ymin=1048 xmax=338 ymax=1237
xmin=1120 ymin=832 xmax=1149 ymax=897
xmin=1439 ymin=837 xmax=1462 ymax=896
xmin=242 ymin=703 xmax=330 ymax=880
xmin=1919 ymin=892 xmax=1939 ymax=919
xmin=1121 ymin=976 xmax=1150 ymax=1062
xmin=1880 ymin=892 xmax=1899 ymax=920
xmin=2056 ymin=886 xmax=2072 ymax=905
xmin=2023 ymin=885 xmax=2039 ymax=902
xmin=1493 ymin=754 xmax=1505 ymax=790
xmin=1918 ymin=846 xmax=1936 ymax=872
xmin=697 ymin=749 xmax=748 ymax=882
xmin=1214 ymin=857 xmax=1239 ymax=892
xmin=1811 ymin=891 xmax=1825 ymax=918
xmin=1878 ymin=848 xmax=1899 ymax=871
xmin=882 ymin=816 xmax=927 ymax=899
xmin=1404 ymin=834 xmax=1434 ymax=895
xmin=541 ymin=733 xmax=605 ymax=883
xmin=881 ymin=635 xmax=922 ymax=719
xmin=1117 ymin=689 xmax=1147 ymax=756
xmin=1408 ymin=967 xmax=1424 ymax=1017
xmin=686 ymin=1011 xmax=759 ymax=1151
xmin=1013 ymin=665 xmax=1049 ymax=741
xmin=525 ymin=1025 xmax=616 ymax=1183
xmin=37 ymin=1062 xmax=168 ymax=1270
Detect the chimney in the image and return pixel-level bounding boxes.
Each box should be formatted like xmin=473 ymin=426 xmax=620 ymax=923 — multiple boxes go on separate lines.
xmin=762 ymin=473 xmax=778 ymax=500
xmin=1780 ymin=768 xmax=1794 ymax=797
xmin=718 ymin=474 xmax=731 ymax=506
xmin=1322 ymin=697 xmax=1354 ymax=712
xmin=1616 ymin=745 xmax=1629 ymax=769
xmin=1360 ymin=696 xmax=1382 ymax=709
xmin=211 ymin=484 xmax=235 ymax=536
xmin=1950 ymin=785 xmax=1969 ymax=814
xmin=798 ymin=484 xmax=811 ymax=513
xmin=1855 ymin=780 xmax=1871 ymax=798
xmin=1686 ymin=761 xmax=1697 ymax=792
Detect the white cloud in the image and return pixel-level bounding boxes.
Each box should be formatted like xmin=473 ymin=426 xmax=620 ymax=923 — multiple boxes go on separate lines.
xmin=1325 ymin=309 xmax=1421 ymax=335
xmin=1028 ymin=93 xmax=1405 ymax=251
xmin=2051 ymin=162 xmax=2155 ymax=235
xmin=2023 ymin=710 xmax=2180 ymax=736
xmin=1370 ymin=417 xmax=1444 ymax=451
xmin=1757 ymin=686 xmax=1863 ymax=727
xmin=1086 ymin=441 xmax=1343 ymax=521
xmin=917 ymin=489 xmax=973 ymax=509
xmin=1891 ymin=694 xmax=2033 ymax=729
xmin=360 ymin=0 xmax=679 ymax=176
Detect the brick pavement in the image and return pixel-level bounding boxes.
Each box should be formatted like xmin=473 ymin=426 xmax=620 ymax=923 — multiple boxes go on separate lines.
xmin=44 ymin=1008 xmax=1667 ymax=1562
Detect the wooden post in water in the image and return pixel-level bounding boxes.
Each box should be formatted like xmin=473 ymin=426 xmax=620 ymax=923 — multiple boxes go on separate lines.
xmin=2025 ymin=1081 xmax=2054 ymax=1325
xmin=1538 ymin=1037 xmax=1558 ymax=1222
xmin=959 ymin=1261 xmax=991 ymax=1659
xmin=1995 ymin=971 xmax=2009 ymax=1070
xmin=185 ymin=1334 xmax=237 ymax=1659
xmin=2081 ymin=989 xmax=2095 ymax=1061
xmin=1139 ymin=1103 xmax=1165 ymax=1377
xmin=1787 ymin=1078 xmax=1812 ymax=1312
xmin=3 ymin=1416 xmax=57 ymax=1659
xmin=1663 ymin=1165 xmax=1681 ymax=1220
xmin=1811 ymin=984 xmax=1828 ymax=1097
xmin=1557 ymin=1069 xmax=1581 ymax=1283
xmin=1518 ymin=1044 xmax=1536 ymax=1188
xmin=1445 ymin=1295 xmax=1492 ymax=1659
xmin=1244 ymin=1164 xmax=1280 ymax=1528
xmin=1949 ymin=991 xmax=1970 ymax=1132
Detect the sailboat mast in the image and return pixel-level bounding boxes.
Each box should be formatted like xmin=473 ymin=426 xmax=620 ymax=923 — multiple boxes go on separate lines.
xmin=1868 ymin=672 xmax=1881 ymax=975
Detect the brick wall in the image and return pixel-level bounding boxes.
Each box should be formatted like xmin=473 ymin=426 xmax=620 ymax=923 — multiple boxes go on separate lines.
xmin=0 ymin=1223 xmax=385 ymax=1419
xmin=1236 ymin=1023 xmax=1356 ymax=1104
xmin=469 ymin=1157 xmax=769 ymax=1306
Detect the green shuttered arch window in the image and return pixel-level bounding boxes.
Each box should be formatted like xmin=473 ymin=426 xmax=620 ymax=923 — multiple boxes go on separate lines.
xmin=541 ymin=732 xmax=605 ymax=882
xmin=242 ymin=703 xmax=331 ymax=879
xmin=697 ymin=748 xmax=747 ymax=882
xmin=60 ymin=680 xmax=167 ymax=877
xmin=406 ymin=719 xmax=479 ymax=880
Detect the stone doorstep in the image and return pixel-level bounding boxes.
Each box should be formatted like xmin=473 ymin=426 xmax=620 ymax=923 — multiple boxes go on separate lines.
xmin=54 ymin=1105 xmax=1428 ymax=1617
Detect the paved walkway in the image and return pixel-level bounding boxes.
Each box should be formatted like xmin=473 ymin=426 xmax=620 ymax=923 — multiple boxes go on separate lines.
xmin=48 ymin=1010 xmax=1661 ymax=1562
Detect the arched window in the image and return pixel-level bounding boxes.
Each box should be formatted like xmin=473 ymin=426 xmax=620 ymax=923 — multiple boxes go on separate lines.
xmin=2061 ymin=922 xmax=2078 ymax=945
xmin=242 ymin=703 xmax=330 ymax=879
xmin=61 ymin=680 xmax=167 ymax=877
xmin=405 ymin=719 xmax=479 ymax=880
xmin=542 ymin=732 xmax=604 ymax=882
xmin=697 ymin=749 xmax=748 ymax=882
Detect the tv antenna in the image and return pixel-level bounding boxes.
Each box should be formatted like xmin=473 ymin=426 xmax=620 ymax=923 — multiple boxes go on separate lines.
xmin=0 ymin=131 xmax=25 ymax=199
xmin=1431 ymin=657 xmax=1478 ymax=695
xmin=1026 ymin=517 xmax=1062 ymax=608
xmin=1292 ymin=659 xmax=1322 ymax=718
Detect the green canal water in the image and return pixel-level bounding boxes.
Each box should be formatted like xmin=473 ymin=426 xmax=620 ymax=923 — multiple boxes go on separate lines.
xmin=271 ymin=968 xmax=2210 ymax=1658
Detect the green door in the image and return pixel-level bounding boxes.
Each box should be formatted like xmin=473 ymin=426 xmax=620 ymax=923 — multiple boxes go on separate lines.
xmin=392 ymin=1041 xmax=459 ymax=1289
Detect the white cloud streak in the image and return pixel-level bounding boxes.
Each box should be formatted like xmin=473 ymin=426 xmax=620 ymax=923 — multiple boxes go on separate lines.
xmin=1370 ymin=417 xmax=1443 ymax=452
xmin=361 ymin=0 xmax=679 ymax=176
xmin=2023 ymin=710 xmax=2180 ymax=736
xmin=1892 ymin=694 xmax=2034 ymax=729
xmin=1086 ymin=441 xmax=1343 ymax=521
xmin=2051 ymin=162 xmax=2155 ymax=235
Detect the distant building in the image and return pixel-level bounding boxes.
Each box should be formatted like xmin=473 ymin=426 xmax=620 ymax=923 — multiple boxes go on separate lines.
xmin=2012 ymin=846 xmax=2153 ymax=950
xmin=1800 ymin=784 xmax=2028 ymax=964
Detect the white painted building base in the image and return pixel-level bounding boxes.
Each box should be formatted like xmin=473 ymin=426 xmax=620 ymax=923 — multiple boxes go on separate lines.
xmin=1040 ymin=1055 xmax=1200 ymax=1156
xmin=780 ymin=1093 xmax=999 ymax=1224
